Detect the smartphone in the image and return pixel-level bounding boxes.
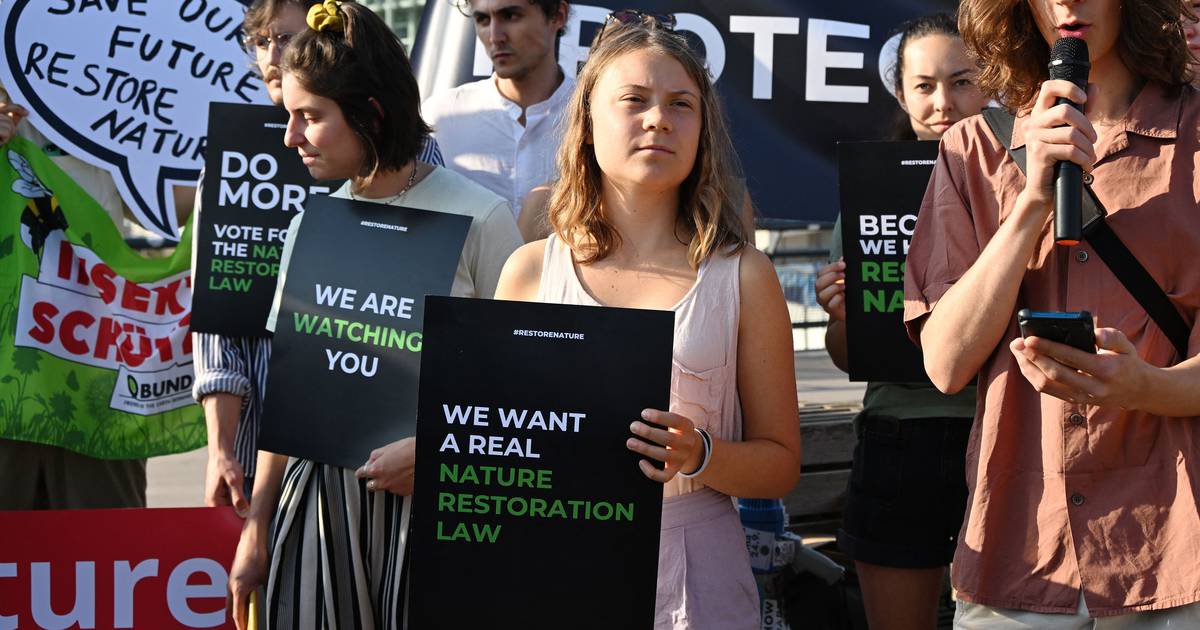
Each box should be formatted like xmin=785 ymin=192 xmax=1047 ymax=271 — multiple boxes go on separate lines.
xmin=1017 ymin=309 xmax=1096 ymax=353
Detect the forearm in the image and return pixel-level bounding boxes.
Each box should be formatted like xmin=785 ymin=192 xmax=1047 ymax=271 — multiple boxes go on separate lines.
xmin=1138 ymin=355 xmax=1200 ymax=417
xmin=243 ymin=451 xmax=287 ymax=533
xmin=693 ymin=436 xmax=800 ymax=499
xmin=922 ymin=193 xmax=1048 ymax=392
xmin=203 ymin=393 xmax=242 ymax=459
xmin=824 ymin=320 xmax=849 ymax=373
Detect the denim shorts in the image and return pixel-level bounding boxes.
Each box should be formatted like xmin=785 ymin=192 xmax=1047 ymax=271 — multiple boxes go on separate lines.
xmin=837 ymin=412 xmax=972 ymax=569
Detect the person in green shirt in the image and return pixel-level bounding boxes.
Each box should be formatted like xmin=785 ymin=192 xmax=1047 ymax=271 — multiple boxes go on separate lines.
xmin=814 ymin=13 xmax=989 ymax=630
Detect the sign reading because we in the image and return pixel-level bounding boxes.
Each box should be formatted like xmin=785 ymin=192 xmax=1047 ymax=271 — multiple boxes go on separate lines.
xmin=837 ymin=140 xmax=936 ymax=382
xmin=409 ymin=297 xmax=671 ymax=629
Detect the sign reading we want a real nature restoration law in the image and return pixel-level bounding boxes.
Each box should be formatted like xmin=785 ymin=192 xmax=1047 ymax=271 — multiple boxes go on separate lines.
xmin=409 ymin=297 xmax=671 ymax=630
xmin=191 ymin=103 xmax=332 ymax=336
xmin=838 ymin=141 xmax=937 ymax=383
xmin=259 ymin=197 xmax=470 ymax=468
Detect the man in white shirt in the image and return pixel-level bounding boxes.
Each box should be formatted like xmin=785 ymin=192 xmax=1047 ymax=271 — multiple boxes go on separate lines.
xmin=422 ymin=0 xmax=572 ymax=219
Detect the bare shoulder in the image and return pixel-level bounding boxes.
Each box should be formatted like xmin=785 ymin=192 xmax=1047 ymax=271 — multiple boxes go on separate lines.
xmin=737 ymin=247 xmax=783 ymax=300
xmin=495 ymin=239 xmax=548 ymax=301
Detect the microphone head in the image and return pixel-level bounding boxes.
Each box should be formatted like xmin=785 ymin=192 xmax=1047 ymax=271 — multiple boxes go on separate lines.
xmin=1049 ymin=38 xmax=1090 ymax=87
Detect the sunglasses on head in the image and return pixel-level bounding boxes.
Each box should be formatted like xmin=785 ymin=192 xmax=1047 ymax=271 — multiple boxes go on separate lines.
xmin=591 ymin=9 xmax=677 ymax=50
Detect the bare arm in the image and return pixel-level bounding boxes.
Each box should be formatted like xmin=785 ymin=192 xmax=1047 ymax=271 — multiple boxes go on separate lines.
xmin=919 ymin=80 xmax=1097 ymax=393
xmin=203 ymin=393 xmax=249 ymax=513
xmin=695 ymin=250 xmax=801 ymax=498
xmin=227 ymin=450 xmax=287 ymax=630
xmin=815 ymin=259 xmax=848 ymax=372
xmin=493 ymin=239 xmax=548 ymax=302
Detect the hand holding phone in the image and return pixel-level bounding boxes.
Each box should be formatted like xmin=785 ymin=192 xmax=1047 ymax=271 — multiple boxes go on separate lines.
xmin=1017 ymin=309 xmax=1096 ymax=353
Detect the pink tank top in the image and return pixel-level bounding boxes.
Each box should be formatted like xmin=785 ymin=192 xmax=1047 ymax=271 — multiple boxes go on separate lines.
xmin=536 ymin=234 xmax=743 ymax=495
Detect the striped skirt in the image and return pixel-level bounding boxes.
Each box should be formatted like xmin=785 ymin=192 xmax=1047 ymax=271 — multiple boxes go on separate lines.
xmin=265 ymin=457 xmax=410 ymax=629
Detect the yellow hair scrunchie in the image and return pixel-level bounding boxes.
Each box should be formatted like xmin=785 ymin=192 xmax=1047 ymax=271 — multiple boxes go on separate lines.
xmin=307 ymin=0 xmax=344 ymax=33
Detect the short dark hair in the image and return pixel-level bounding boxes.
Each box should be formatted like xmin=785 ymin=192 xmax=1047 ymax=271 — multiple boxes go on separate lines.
xmin=282 ymin=1 xmax=431 ymax=179
xmin=243 ymin=0 xmax=321 ymax=36
xmin=454 ymin=0 xmax=569 ymax=37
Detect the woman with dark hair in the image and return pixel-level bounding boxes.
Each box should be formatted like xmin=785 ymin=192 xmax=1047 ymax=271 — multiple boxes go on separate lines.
xmin=495 ymin=16 xmax=801 ymax=629
xmin=906 ymin=0 xmax=1200 ymax=626
xmin=225 ymin=2 xmax=521 ymax=628
xmin=813 ymin=13 xmax=988 ymax=630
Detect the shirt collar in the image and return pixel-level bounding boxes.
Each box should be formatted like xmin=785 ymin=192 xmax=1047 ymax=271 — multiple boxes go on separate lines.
xmin=490 ymin=70 xmax=575 ymax=121
xmin=1009 ymin=81 xmax=1180 ymax=151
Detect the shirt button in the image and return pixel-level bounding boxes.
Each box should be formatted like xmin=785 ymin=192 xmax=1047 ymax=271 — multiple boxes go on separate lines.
xmin=1075 ymin=250 xmax=1089 ymax=263
xmin=1071 ymin=493 xmax=1085 ymax=506
xmin=1070 ymin=413 xmax=1085 ymax=426
xmin=1083 ymin=172 xmax=1094 ymax=185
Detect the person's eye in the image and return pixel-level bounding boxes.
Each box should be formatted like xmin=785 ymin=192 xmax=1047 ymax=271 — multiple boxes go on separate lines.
xmin=955 ymin=78 xmax=973 ymax=88
xmin=276 ymin=33 xmax=293 ymax=47
xmin=673 ymin=99 xmax=694 ymax=109
xmin=621 ymin=94 xmax=645 ymax=103
xmin=915 ymin=83 xmax=933 ymax=92
xmin=474 ymin=15 xmax=489 ymax=26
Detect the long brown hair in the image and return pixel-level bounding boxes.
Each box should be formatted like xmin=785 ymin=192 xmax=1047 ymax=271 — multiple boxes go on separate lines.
xmin=282 ymin=1 xmax=431 ymax=181
xmin=959 ymin=0 xmax=1197 ymax=110
xmin=549 ymin=20 xmax=747 ymax=269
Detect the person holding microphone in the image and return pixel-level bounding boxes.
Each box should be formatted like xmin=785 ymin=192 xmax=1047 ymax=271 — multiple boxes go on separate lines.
xmin=905 ymin=0 xmax=1200 ymax=626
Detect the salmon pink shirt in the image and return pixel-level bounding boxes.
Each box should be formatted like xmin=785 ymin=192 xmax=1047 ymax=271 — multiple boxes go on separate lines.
xmin=904 ymin=83 xmax=1200 ymax=617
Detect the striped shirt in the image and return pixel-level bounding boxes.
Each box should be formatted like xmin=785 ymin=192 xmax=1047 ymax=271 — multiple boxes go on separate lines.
xmin=191 ymin=138 xmax=445 ymax=481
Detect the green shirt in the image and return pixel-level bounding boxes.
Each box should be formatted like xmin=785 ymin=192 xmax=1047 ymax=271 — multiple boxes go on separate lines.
xmin=830 ymin=216 xmax=975 ymax=419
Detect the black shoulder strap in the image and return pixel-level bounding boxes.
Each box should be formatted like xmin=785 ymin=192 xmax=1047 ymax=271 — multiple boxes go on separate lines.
xmin=981 ymin=108 xmax=1190 ymax=359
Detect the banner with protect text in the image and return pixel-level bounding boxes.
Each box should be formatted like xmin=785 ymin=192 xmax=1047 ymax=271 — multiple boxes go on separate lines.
xmin=412 ymin=0 xmax=957 ymax=224
xmin=0 ymin=137 xmax=204 ymax=459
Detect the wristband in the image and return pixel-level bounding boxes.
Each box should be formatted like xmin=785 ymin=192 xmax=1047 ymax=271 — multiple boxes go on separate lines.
xmin=679 ymin=427 xmax=712 ymax=478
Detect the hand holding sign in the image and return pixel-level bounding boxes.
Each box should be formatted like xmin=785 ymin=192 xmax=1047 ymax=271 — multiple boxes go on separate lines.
xmin=628 ymin=408 xmax=704 ymax=483
xmin=356 ymin=437 xmax=417 ymax=495
xmin=0 ymin=0 xmax=269 ymax=239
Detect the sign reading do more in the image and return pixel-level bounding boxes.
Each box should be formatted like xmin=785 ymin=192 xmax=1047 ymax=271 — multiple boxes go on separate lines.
xmin=0 ymin=0 xmax=267 ymax=239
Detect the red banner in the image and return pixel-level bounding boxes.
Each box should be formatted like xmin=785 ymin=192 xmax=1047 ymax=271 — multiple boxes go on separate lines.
xmin=0 ymin=507 xmax=241 ymax=630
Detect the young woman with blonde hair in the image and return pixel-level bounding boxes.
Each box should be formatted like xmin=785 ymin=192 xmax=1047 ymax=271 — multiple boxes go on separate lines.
xmin=495 ymin=16 xmax=801 ymax=629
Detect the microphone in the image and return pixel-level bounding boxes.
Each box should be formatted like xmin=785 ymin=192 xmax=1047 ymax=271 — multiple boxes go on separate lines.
xmin=1048 ymin=37 xmax=1090 ymax=246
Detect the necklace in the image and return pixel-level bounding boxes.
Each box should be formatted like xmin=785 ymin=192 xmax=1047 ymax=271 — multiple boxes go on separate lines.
xmin=349 ymin=163 xmax=418 ymax=204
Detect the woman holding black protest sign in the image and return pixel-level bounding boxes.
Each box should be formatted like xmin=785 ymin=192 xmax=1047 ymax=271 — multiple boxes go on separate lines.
xmin=813 ymin=13 xmax=989 ymax=630
xmin=495 ymin=16 xmax=801 ymax=629
xmin=225 ymin=2 xmax=521 ymax=628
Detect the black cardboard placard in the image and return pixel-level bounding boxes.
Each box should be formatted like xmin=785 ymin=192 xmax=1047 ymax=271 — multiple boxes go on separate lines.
xmin=409 ymin=296 xmax=671 ymax=630
xmin=191 ymin=102 xmax=333 ymax=336
xmin=837 ymin=140 xmax=937 ymax=383
xmin=258 ymin=196 xmax=470 ymax=468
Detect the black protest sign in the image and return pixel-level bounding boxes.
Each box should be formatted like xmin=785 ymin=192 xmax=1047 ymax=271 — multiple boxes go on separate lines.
xmin=259 ymin=197 xmax=470 ymax=468
xmin=838 ymin=141 xmax=936 ymax=382
xmin=409 ymin=297 xmax=671 ymax=630
xmin=191 ymin=103 xmax=332 ymax=336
